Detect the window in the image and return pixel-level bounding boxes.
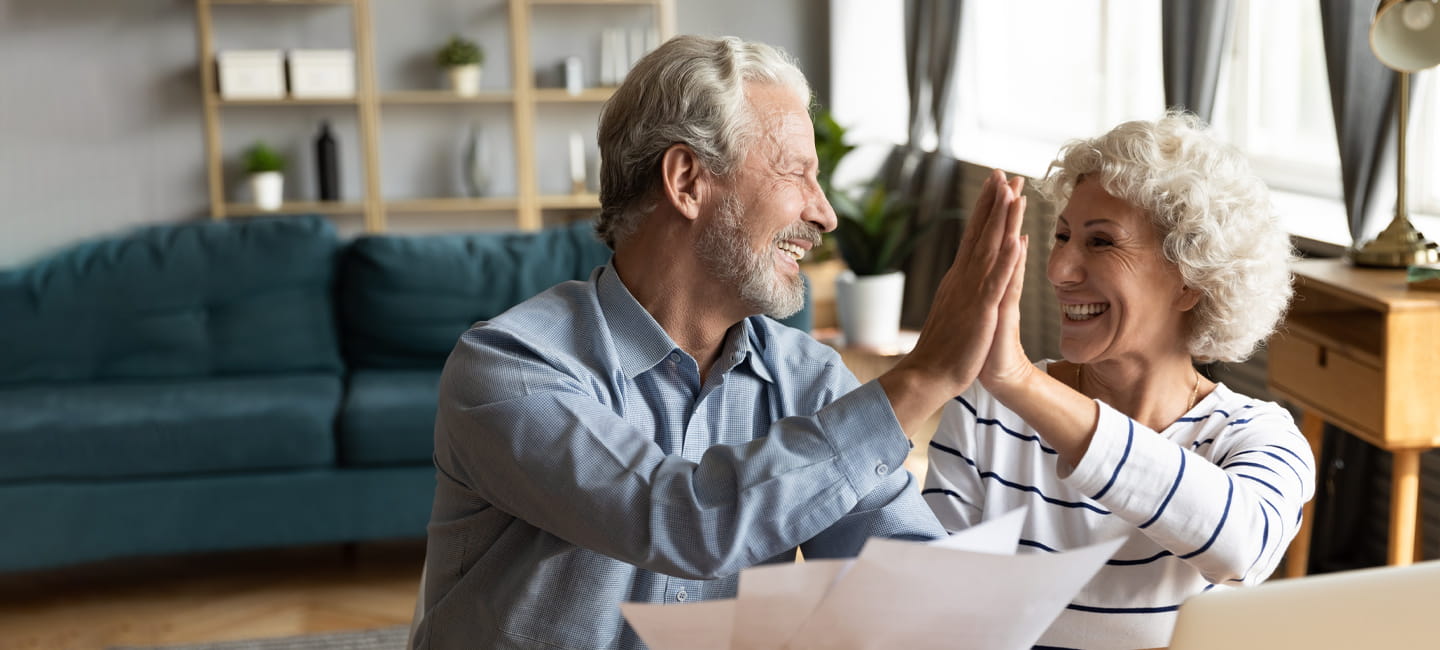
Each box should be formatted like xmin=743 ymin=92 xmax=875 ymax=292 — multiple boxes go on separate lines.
xmin=829 ymin=0 xmax=1440 ymax=246
xmin=952 ymin=0 xmax=1163 ymax=176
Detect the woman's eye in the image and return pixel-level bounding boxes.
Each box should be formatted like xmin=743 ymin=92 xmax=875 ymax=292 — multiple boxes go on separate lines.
xmin=1089 ymin=236 xmax=1113 ymax=247
xmin=1054 ymin=232 xmax=1070 ymax=243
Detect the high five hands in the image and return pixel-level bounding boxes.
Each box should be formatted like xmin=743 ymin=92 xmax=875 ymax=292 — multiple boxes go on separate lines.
xmin=878 ymin=168 xmax=1030 ymax=436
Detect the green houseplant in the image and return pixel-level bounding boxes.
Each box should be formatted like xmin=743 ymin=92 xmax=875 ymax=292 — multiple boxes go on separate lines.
xmin=813 ymin=109 xmax=948 ymax=347
xmin=243 ymin=141 xmax=286 ymax=211
xmin=437 ymin=35 xmax=485 ymax=96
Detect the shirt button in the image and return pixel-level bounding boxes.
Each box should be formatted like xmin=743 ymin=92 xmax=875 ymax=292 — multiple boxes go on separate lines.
xmin=676 ymin=588 xmax=688 ymax=602
xmin=669 ymin=352 xmax=681 ymax=363
xmin=875 ymin=463 xmax=890 ymax=476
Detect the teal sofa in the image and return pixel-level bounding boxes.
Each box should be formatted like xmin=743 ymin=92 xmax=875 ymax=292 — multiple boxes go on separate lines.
xmin=0 ymin=215 xmax=809 ymax=573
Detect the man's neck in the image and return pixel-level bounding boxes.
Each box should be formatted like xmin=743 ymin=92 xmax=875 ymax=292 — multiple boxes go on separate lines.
xmin=613 ymin=226 xmax=749 ymax=379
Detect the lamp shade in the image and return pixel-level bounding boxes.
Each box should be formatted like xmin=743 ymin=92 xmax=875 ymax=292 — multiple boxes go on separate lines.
xmin=1371 ymin=0 xmax=1440 ymax=72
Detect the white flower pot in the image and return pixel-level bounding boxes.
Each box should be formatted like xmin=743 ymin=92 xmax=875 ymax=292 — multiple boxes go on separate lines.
xmin=835 ymin=270 xmax=906 ymax=349
xmin=447 ymin=64 xmax=482 ymax=96
xmin=250 ymin=171 xmax=284 ymax=211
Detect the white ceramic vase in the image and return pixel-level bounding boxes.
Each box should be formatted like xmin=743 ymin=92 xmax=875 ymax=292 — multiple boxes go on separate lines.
xmin=250 ymin=171 xmax=284 ymax=211
xmin=834 ymin=270 xmax=906 ymax=349
xmin=447 ymin=64 xmax=482 ymax=96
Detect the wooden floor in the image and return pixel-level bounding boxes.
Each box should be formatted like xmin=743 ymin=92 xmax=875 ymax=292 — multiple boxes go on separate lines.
xmin=0 ymin=540 xmax=425 ymax=650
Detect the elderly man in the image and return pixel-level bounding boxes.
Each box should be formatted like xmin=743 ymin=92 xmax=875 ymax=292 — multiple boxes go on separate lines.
xmin=414 ymin=34 xmax=1027 ymax=649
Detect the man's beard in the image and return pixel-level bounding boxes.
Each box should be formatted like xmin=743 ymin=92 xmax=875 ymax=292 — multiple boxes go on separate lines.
xmin=696 ymin=194 xmax=819 ymax=319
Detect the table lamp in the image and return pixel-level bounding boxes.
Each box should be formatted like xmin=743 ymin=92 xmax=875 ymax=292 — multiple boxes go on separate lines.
xmin=1350 ymin=0 xmax=1440 ymax=267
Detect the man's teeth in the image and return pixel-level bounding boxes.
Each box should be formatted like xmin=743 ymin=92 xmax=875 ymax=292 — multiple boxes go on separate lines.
xmin=1063 ymin=303 xmax=1108 ymax=321
xmin=777 ymin=241 xmax=805 ymax=261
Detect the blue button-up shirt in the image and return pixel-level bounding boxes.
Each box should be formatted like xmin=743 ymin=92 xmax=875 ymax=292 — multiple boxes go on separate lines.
xmin=416 ymin=263 xmax=943 ymax=649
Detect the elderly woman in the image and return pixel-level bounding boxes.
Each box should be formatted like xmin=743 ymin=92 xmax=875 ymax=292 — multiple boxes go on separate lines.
xmin=923 ymin=113 xmax=1315 ymax=649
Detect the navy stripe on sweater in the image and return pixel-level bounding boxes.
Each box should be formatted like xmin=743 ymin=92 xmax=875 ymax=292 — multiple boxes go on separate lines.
xmin=928 ymin=441 xmax=1111 ymax=515
xmin=954 ymin=396 xmax=1059 ymax=455
xmin=1091 ymin=418 xmax=1133 ymax=501
xmin=1139 ymin=445 xmax=1186 ymax=529
xmin=1180 ymin=476 xmax=1234 ymax=559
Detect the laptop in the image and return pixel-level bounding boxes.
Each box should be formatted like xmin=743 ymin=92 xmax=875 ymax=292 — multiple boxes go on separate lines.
xmin=1168 ymin=560 xmax=1440 ymax=649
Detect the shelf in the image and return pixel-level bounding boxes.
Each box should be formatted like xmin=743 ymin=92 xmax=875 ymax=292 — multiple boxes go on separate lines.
xmin=381 ymin=90 xmax=514 ymax=104
xmin=538 ymin=194 xmax=601 ymax=209
xmin=209 ymin=0 xmax=354 ymax=5
xmin=387 ymin=198 xmax=521 ymax=213
xmin=223 ymin=201 xmax=366 ymax=216
xmin=532 ymin=88 xmax=616 ymax=103
xmin=529 ymin=0 xmax=661 ymax=5
xmin=199 ymin=0 xmax=672 ymax=233
xmin=216 ymin=96 xmax=360 ymax=106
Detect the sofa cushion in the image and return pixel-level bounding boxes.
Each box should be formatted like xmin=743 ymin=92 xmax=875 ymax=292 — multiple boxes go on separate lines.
xmin=338 ymin=369 xmax=443 ymax=466
xmin=0 ymin=216 xmax=342 ymax=385
xmin=339 ymin=220 xmax=613 ymax=369
xmin=0 ymin=374 xmax=341 ymax=482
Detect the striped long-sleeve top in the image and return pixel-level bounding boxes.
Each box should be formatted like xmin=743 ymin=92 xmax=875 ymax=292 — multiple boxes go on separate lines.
xmin=923 ymin=361 xmax=1315 ymax=650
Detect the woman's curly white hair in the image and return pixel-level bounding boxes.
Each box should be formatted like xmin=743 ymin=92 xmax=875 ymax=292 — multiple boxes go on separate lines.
xmin=1038 ymin=111 xmax=1295 ymax=363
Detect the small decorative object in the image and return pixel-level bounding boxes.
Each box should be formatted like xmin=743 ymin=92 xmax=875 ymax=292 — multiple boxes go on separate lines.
xmin=313 ymin=121 xmax=340 ymax=201
xmin=436 ymin=34 xmax=484 ymax=96
xmin=564 ymin=56 xmax=584 ymax=95
xmin=288 ymin=49 xmax=355 ymax=99
xmin=628 ymin=28 xmax=646 ymax=69
xmin=217 ymin=50 xmax=285 ymax=99
xmin=569 ymin=131 xmax=587 ymax=194
xmin=601 ymin=29 xmax=627 ymax=85
xmin=243 ymin=141 xmax=286 ymax=211
xmin=463 ymin=123 xmax=492 ymax=198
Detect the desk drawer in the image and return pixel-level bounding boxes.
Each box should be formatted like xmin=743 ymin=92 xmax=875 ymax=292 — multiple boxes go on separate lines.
xmin=1268 ymin=332 xmax=1384 ymax=437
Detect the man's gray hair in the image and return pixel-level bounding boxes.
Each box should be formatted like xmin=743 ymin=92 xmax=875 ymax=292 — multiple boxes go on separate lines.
xmin=595 ymin=35 xmax=811 ymax=248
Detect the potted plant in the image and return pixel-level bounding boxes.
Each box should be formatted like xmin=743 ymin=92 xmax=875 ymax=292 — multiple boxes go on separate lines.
xmin=828 ymin=182 xmax=929 ymax=348
xmin=243 ymin=141 xmax=286 ymax=211
xmin=437 ymin=34 xmax=484 ymax=96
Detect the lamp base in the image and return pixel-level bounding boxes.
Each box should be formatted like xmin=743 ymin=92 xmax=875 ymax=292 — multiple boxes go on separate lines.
xmin=1348 ymin=216 xmax=1440 ymax=268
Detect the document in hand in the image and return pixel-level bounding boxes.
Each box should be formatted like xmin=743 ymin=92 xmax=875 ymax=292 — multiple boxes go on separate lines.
xmin=620 ymin=508 xmax=1124 ymax=650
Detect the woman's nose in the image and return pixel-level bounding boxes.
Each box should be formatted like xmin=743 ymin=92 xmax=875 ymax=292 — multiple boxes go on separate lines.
xmin=1048 ymin=244 xmax=1082 ymax=286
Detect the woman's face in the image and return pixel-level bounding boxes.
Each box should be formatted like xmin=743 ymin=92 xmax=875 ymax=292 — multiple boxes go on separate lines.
xmin=1047 ymin=179 xmax=1196 ymax=366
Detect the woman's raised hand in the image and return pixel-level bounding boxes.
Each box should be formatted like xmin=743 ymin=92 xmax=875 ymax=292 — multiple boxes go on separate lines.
xmin=879 ymin=168 xmax=1028 ymax=434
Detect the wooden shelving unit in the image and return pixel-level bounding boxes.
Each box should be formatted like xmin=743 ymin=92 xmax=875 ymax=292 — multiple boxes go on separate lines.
xmin=194 ymin=0 xmax=673 ymax=233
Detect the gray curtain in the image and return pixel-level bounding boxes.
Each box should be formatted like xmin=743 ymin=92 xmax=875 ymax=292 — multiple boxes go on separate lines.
xmin=1161 ymin=0 xmax=1237 ymax=123
xmin=1320 ymin=0 xmax=1400 ymax=242
xmin=1305 ymin=0 xmax=1406 ymax=574
xmin=878 ymin=0 xmax=966 ymax=327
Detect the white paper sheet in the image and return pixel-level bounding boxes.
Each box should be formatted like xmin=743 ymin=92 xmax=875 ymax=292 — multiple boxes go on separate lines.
xmin=790 ymin=535 xmax=1125 ymax=649
xmin=620 ymin=599 xmax=735 ymax=650
xmin=622 ymin=507 xmax=1124 ymax=650
xmin=732 ymin=558 xmax=850 ymax=648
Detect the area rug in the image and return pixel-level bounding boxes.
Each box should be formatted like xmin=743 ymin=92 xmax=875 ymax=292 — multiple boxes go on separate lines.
xmin=110 ymin=626 xmax=408 ymax=650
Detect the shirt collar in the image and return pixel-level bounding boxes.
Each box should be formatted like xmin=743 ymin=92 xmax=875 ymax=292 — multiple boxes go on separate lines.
xmin=595 ymin=261 xmax=775 ymax=384
xmin=596 ymin=261 xmax=681 ymax=379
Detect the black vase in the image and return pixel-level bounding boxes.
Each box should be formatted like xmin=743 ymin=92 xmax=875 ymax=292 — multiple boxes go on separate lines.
xmin=315 ymin=121 xmax=340 ymax=201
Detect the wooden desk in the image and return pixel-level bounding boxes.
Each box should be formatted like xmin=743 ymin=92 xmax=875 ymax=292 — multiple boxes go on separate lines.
xmin=1269 ymin=259 xmax=1440 ymax=576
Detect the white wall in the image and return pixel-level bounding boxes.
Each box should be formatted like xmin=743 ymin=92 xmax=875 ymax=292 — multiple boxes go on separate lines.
xmin=0 ymin=0 xmax=826 ymax=267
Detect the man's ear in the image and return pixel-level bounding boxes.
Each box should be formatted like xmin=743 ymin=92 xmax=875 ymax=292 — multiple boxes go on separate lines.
xmin=660 ymin=144 xmax=708 ymax=221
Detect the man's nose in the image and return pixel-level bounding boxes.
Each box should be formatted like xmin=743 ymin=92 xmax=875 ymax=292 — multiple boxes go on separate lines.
xmin=806 ymin=181 xmax=838 ymax=233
